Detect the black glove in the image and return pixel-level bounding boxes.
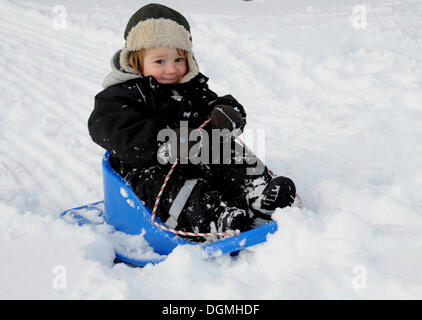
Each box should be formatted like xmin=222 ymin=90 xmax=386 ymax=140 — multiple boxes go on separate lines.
xmin=210 ymin=105 xmax=245 ymax=132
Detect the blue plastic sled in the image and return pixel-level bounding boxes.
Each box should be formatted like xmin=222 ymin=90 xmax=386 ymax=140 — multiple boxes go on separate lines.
xmin=61 ymin=152 xmax=278 ymax=266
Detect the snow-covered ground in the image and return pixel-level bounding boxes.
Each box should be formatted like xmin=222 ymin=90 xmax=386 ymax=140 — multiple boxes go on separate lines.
xmin=1 ymin=0 xmax=422 ymax=299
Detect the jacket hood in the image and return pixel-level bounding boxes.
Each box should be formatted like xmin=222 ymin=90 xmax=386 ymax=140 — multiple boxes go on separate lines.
xmin=102 ymin=50 xmax=141 ymax=89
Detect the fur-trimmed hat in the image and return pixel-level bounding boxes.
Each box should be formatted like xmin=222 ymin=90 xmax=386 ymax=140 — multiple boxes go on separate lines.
xmin=119 ymin=3 xmax=199 ymax=83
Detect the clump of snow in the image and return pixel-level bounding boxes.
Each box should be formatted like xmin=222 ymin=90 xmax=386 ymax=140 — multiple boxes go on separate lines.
xmin=61 ymin=202 xmax=164 ymax=262
xmin=119 ymin=187 xmax=128 ymax=198
xmin=111 ymin=229 xmax=165 ymax=261
xmin=126 ymin=199 xmax=135 ymax=208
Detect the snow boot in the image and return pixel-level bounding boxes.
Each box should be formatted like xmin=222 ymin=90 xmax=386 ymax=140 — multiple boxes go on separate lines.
xmin=250 ymin=176 xmax=296 ymax=220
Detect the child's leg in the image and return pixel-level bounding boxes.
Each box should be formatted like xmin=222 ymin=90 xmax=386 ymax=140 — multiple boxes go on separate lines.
xmin=206 ymin=161 xmax=272 ymax=211
xmin=132 ymin=165 xmax=251 ymax=236
xmin=174 ymin=178 xmax=250 ymax=234
xmin=207 ymin=141 xmax=296 ymax=218
xmin=205 ymin=140 xmax=272 ymax=209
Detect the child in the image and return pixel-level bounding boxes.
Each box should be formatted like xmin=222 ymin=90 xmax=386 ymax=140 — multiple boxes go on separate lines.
xmin=88 ymin=3 xmax=296 ymax=238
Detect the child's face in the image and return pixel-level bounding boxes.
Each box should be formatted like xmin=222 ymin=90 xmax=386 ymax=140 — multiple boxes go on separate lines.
xmin=142 ymin=47 xmax=187 ymax=84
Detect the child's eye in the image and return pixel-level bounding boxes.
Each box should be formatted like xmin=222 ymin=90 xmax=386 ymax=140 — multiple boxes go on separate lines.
xmin=175 ymin=57 xmax=185 ymax=63
xmin=155 ymin=59 xmax=165 ymax=64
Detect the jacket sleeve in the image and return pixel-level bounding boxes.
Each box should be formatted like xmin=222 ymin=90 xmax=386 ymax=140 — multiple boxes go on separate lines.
xmin=88 ymin=83 xmax=169 ymax=168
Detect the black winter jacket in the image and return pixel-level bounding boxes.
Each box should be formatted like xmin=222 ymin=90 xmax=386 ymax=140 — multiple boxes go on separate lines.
xmin=88 ymin=73 xmax=246 ymax=172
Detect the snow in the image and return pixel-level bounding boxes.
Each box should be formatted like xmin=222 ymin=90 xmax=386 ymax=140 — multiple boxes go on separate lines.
xmin=61 ymin=202 xmax=163 ymax=261
xmin=119 ymin=187 xmax=128 ymax=198
xmin=126 ymin=199 xmax=135 ymax=208
xmin=1 ymin=0 xmax=422 ymax=299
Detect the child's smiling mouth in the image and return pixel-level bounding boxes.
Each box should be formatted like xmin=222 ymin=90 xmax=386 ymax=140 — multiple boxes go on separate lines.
xmin=160 ymin=77 xmax=180 ymax=83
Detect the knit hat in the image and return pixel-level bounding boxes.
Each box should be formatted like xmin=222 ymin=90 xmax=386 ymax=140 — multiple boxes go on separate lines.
xmin=119 ymin=3 xmax=199 ymax=83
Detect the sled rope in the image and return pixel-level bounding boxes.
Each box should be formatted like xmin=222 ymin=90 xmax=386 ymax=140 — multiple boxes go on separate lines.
xmin=150 ymin=119 xmax=238 ymax=238
xmin=151 ymin=118 xmax=302 ymax=238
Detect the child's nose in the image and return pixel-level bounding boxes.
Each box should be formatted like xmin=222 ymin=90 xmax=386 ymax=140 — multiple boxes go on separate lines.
xmin=165 ymin=63 xmax=177 ymax=73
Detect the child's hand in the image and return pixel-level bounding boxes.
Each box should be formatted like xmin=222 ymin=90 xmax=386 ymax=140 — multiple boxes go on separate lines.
xmin=210 ymin=105 xmax=245 ymax=132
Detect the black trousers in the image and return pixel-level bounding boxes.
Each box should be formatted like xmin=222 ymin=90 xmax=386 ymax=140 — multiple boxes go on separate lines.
xmin=125 ymin=144 xmax=273 ymax=234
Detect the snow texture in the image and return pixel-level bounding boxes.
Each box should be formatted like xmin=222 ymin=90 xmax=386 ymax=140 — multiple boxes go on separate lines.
xmin=61 ymin=202 xmax=163 ymax=261
xmin=1 ymin=0 xmax=422 ymax=299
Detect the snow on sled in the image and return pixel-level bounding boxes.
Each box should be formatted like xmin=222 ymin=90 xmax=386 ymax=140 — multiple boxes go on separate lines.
xmin=61 ymin=152 xmax=278 ymax=267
